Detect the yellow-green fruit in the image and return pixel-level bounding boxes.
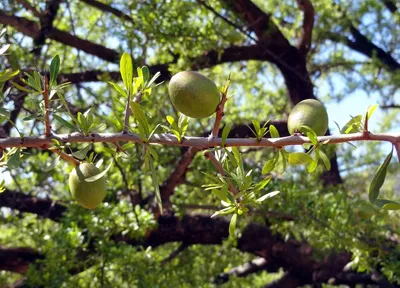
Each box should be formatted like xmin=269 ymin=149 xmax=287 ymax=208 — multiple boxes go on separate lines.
xmin=69 ymin=162 xmax=106 ymax=209
xmin=168 ymin=71 xmax=221 ymax=118
xmin=287 ymin=99 xmax=329 ymax=136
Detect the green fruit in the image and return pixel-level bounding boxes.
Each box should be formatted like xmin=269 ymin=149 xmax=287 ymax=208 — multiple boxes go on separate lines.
xmin=168 ymin=71 xmax=221 ymax=118
xmin=287 ymin=99 xmax=329 ymax=136
xmin=69 ymin=162 xmax=106 ymax=209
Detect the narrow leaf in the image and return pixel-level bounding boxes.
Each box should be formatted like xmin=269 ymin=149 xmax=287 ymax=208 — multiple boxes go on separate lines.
xmin=49 ymin=55 xmax=60 ymax=86
xmin=288 ymin=152 xmax=313 ymax=165
xmin=256 ymin=191 xmax=280 ymax=203
xmin=221 ymin=122 xmax=232 ymax=147
xmin=53 ymin=114 xmax=76 ymax=130
xmin=229 ymin=213 xmax=237 ymax=236
xmin=85 ymin=160 xmax=113 ymax=182
xmin=319 ymin=150 xmax=331 ymax=170
xmin=43 ymin=155 xmax=61 ymax=172
xmin=368 ymin=147 xmax=393 ymax=204
xmin=269 ymin=125 xmax=280 ymax=138
xmin=374 ymin=199 xmax=400 ymax=210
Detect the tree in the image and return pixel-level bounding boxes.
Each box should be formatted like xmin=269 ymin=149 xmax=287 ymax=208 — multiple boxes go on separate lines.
xmin=0 ymin=0 xmax=400 ymax=287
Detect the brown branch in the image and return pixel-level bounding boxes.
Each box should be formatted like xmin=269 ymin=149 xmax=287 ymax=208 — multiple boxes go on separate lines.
xmin=51 ymin=148 xmax=80 ymax=166
xmin=32 ymin=0 xmax=63 ymax=56
xmin=0 ymin=189 xmax=67 ymax=222
xmin=381 ymin=0 xmax=398 ymax=14
xmin=80 ymin=0 xmax=134 ymax=23
xmin=0 ymin=11 xmax=119 ymax=63
xmin=215 ymin=257 xmax=278 ymax=284
xmin=160 ymin=243 xmax=188 ymax=265
xmin=295 ymin=0 xmax=315 ymax=55
xmin=327 ymin=25 xmax=400 ymax=71
xmin=263 ymin=272 xmax=306 ymax=288
xmin=15 ymin=0 xmax=41 ymax=17
xmin=43 ymin=76 xmax=51 ymax=137
xmin=210 ymin=76 xmax=230 ymax=139
xmin=0 ymin=246 xmax=43 ymax=274
xmin=204 ymin=151 xmax=239 ymax=195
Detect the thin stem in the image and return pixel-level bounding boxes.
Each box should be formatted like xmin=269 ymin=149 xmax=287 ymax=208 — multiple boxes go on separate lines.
xmin=210 ymin=76 xmax=230 ymax=140
xmin=43 ymin=76 xmax=51 ymax=137
xmin=0 ymin=131 xmax=400 ymax=150
xmin=204 ymin=151 xmax=238 ymax=195
xmin=51 ymin=148 xmax=79 ymax=167
xmin=122 ymin=93 xmax=131 ymax=134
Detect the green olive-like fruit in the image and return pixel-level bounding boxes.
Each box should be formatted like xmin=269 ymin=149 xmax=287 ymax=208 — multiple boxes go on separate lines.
xmin=287 ymin=99 xmax=329 ymax=136
xmin=69 ymin=162 xmax=106 ymax=209
xmin=168 ymin=71 xmax=221 ymax=118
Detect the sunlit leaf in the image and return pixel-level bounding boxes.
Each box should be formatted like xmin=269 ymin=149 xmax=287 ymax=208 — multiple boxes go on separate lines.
xmin=368 ymin=146 xmax=393 ymax=204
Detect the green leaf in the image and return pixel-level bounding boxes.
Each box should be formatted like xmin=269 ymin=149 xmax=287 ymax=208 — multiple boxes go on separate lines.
xmin=318 ymin=150 xmax=331 ymax=170
xmin=299 ymin=125 xmax=318 ymax=144
xmin=148 ymin=154 xmax=162 ymax=213
xmin=367 ymin=104 xmax=378 ymax=120
xmin=368 ymin=147 xmax=393 ymax=204
xmin=341 ymin=115 xmax=362 ymax=134
xmin=210 ymin=206 xmax=236 ymax=218
xmin=269 ymin=125 xmax=280 ymax=138
xmin=308 ymin=157 xmax=318 ymax=173
xmin=374 ymin=199 xmax=400 ymax=210
xmin=229 ymin=213 xmax=237 ymax=236
xmin=256 ymin=191 xmax=280 ymax=203
xmin=0 ymin=44 xmax=10 ymax=55
xmin=43 ymin=154 xmax=61 ymax=172
xmin=0 ymin=69 xmax=19 ymax=83
xmin=120 ymin=52 xmax=133 ymax=94
xmin=53 ymin=114 xmax=76 ymax=130
xmin=7 ymin=149 xmax=21 ymax=170
xmin=49 ymin=55 xmax=60 ymax=86
xmin=262 ymin=153 xmax=278 ymax=174
xmin=221 ymin=122 xmax=232 ymax=147
xmin=130 ymin=102 xmax=150 ymax=138
xmin=288 ymin=152 xmax=313 ymax=165
xmin=108 ymin=81 xmax=127 ymax=98
xmin=212 ymin=185 xmax=230 ymax=203
xmin=85 ymin=160 xmax=113 ymax=182
xmin=252 ymin=120 xmax=260 ymax=135
xmin=72 ymin=144 xmax=91 ymax=160
xmin=141 ymin=66 xmax=150 ymax=86
xmin=225 ymin=149 xmax=238 ymax=168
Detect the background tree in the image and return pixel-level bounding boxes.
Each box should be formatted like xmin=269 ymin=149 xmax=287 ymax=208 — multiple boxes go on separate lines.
xmin=0 ymin=0 xmax=400 ymax=287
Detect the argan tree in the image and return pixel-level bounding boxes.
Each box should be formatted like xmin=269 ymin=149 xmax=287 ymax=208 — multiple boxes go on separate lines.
xmin=0 ymin=0 xmax=400 ymax=287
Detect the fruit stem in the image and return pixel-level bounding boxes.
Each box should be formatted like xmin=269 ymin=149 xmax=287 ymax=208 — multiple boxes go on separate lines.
xmin=51 ymin=148 xmax=80 ymax=167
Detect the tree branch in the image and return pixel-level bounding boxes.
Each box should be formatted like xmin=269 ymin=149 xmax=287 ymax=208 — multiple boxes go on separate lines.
xmin=327 ymin=25 xmax=400 ymax=71
xmin=0 ymin=131 xmax=397 ymax=150
xmin=295 ymin=0 xmax=315 ymax=55
xmin=32 ymin=0 xmax=63 ymax=56
xmin=381 ymin=0 xmax=398 ymax=14
xmin=214 ymin=257 xmax=278 ymax=284
xmin=0 ymin=11 xmax=119 ymax=62
xmin=80 ymin=0 xmax=134 ymax=23
xmin=0 ymin=246 xmax=43 ymax=274
xmin=15 ymin=0 xmax=41 ymax=17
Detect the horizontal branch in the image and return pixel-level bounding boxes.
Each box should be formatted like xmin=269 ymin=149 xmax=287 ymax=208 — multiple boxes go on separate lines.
xmin=0 ymin=131 xmax=398 ymax=149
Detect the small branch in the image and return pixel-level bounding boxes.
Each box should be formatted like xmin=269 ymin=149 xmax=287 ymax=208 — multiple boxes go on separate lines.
xmin=210 ymin=76 xmax=230 ymax=140
xmin=43 ymin=76 xmax=51 ymax=137
xmin=380 ymin=104 xmax=400 ymax=109
xmin=204 ymin=151 xmax=238 ymax=195
xmin=395 ymin=142 xmax=400 ymax=163
xmin=122 ymin=93 xmax=131 ymax=134
xmin=295 ymin=0 xmax=315 ymax=55
xmin=215 ymin=257 xmax=278 ymax=284
xmin=51 ymin=148 xmax=79 ymax=167
xmin=160 ymin=243 xmax=188 ymax=265
xmin=15 ymin=0 xmax=42 ymax=17
xmin=123 ymin=92 xmax=142 ymax=134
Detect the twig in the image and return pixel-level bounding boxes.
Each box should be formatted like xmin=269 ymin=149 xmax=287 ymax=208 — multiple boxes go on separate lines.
xmin=122 ymin=92 xmax=131 ymax=134
xmin=395 ymin=142 xmax=400 ymax=163
xmin=43 ymin=76 xmax=51 ymax=137
xmin=15 ymin=0 xmax=41 ymax=17
xmin=123 ymin=92 xmax=142 ymax=134
xmin=204 ymin=151 xmax=238 ymax=195
xmin=51 ymin=148 xmax=79 ymax=167
xmin=160 ymin=243 xmax=188 ymax=265
xmin=210 ymin=76 xmax=230 ymax=140
xmin=0 ymin=131 xmax=400 ymax=149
